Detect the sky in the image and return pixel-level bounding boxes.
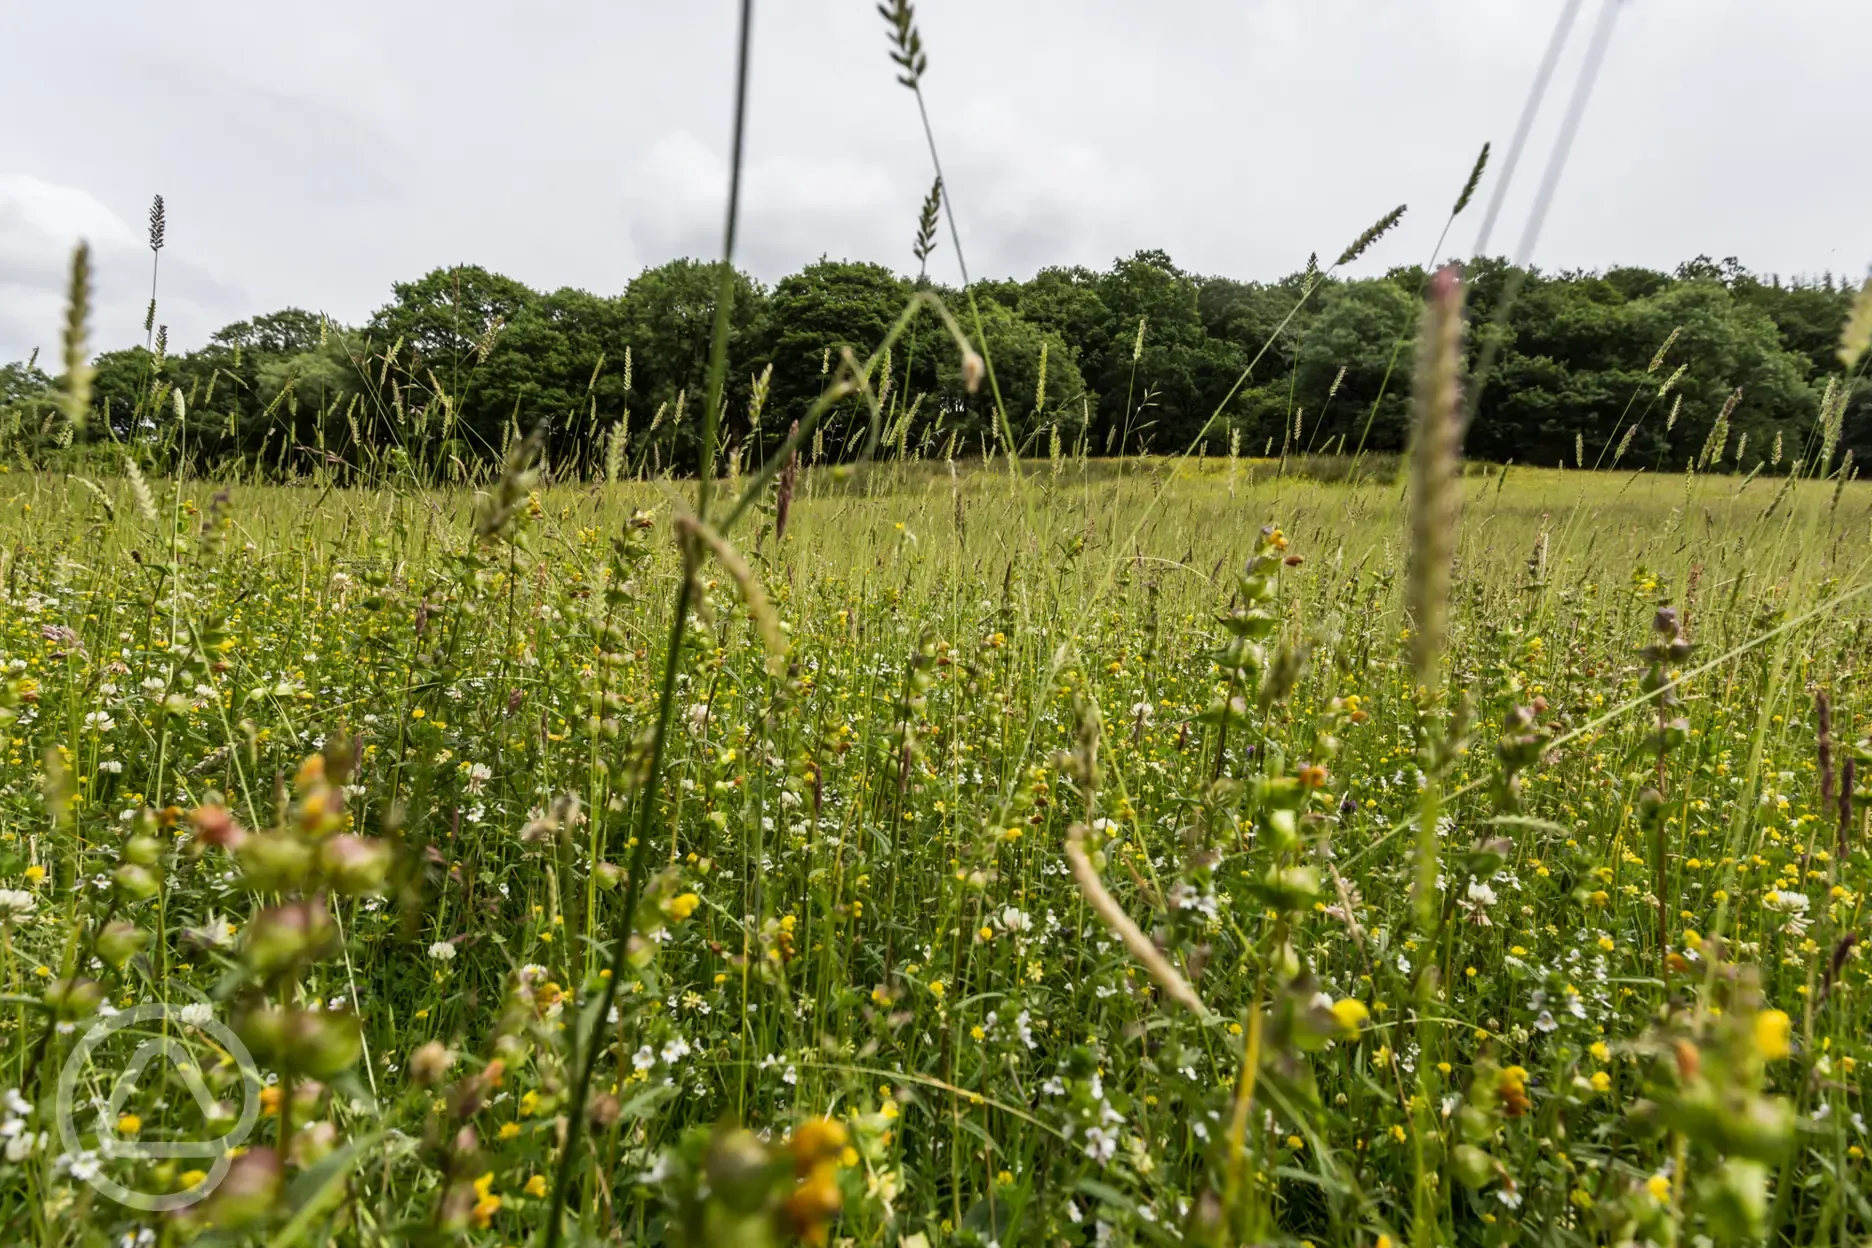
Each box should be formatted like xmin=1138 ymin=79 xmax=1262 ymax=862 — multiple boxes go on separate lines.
xmin=2 ymin=0 xmax=1867 ymax=365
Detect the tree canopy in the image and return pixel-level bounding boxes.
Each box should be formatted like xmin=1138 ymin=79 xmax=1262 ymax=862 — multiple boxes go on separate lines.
xmin=3 ymin=250 xmax=1863 ymax=478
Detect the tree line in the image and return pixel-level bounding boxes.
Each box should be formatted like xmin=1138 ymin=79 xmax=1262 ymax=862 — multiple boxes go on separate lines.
xmin=1 ymin=248 xmax=1863 ymax=479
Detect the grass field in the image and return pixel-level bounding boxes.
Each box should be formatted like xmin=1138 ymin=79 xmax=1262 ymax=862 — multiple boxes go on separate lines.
xmin=2 ymin=455 xmax=1871 ymax=1246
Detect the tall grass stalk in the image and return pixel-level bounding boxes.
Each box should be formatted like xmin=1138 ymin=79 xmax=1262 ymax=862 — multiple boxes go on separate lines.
xmin=542 ymin=3 xmax=755 ymax=1242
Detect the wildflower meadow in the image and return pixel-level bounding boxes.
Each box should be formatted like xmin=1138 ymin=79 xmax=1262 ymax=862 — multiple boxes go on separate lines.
xmin=5 ymin=2 xmax=1872 ymax=1246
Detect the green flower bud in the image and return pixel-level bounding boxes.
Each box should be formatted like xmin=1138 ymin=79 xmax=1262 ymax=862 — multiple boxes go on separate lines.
xmin=290 ymin=1120 xmax=339 ymax=1169
xmin=44 ymin=977 xmax=103 ymax=1019
xmin=1259 ymin=864 xmax=1319 ymax=911
xmin=237 ymin=833 xmax=315 ymax=893
xmin=205 ymin=1148 xmax=283 ymax=1230
xmin=1452 ymin=1143 xmax=1495 ymax=1190
xmin=233 ymin=1003 xmax=290 ymax=1064
xmin=242 ymin=899 xmax=339 ymax=978
xmin=1698 ymin=1158 xmax=1768 ymax=1244
xmin=112 ymin=862 xmax=160 ymax=902
xmin=705 ymin=1126 xmax=783 ymax=1214
xmin=96 ymin=921 xmax=151 ymax=966
xmin=1271 ymin=940 xmax=1300 ymax=981
xmin=317 ymin=835 xmax=391 ymax=895
xmin=1263 ymin=807 xmax=1298 ymax=852
xmin=285 ymin=1008 xmax=362 ymax=1078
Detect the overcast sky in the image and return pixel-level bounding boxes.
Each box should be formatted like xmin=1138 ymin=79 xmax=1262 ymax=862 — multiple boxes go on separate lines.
xmin=2 ymin=1 xmax=1866 ymax=364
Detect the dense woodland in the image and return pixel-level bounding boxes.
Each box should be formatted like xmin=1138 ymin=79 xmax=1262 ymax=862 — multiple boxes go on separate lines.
xmin=1 ymin=250 xmax=1863 ymax=477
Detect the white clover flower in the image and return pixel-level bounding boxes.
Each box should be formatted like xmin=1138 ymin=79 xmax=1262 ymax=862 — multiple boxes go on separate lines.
xmin=0 ymin=890 xmax=36 ymax=922
xmin=1765 ymin=889 xmax=1811 ymax=921
xmin=56 ymin=1149 xmax=102 ymax=1181
xmin=427 ymin=941 xmax=457 ymax=962
xmin=1457 ymin=884 xmax=1496 ymax=928
xmin=178 ymin=1003 xmax=214 ymax=1027
xmin=82 ymin=711 xmax=115 ymax=733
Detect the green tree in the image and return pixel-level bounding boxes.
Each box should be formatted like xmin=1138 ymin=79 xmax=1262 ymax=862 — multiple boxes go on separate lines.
xmin=933 ymin=298 xmax=1088 ymax=454
xmin=760 ymin=259 xmax=913 ymax=458
xmin=617 ymin=259 xmax=767 ymax=466
xmin=1086 ymin=251 xmax=1247 ymax=453
xmin=5 ymin=245 xmax=1857 ymax=479
xmin=91 ymin=347 xmax=159 ymax=441
xmin=0 ymin=358 xmax=54 ymax=447
xmin=1288 ymin=275 xmax=1420 ymax=453
xmin=253 ymin=337 xmax=370 ymax=468
xmin=477 ymin=288 xmax=633 ymax=468
xmin=368 ymin=266 xmax=539 ymax=371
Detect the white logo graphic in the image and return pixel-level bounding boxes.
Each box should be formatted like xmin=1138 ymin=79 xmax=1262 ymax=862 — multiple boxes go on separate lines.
xmin=56 ymin=1003 xmax=262 ymax=1211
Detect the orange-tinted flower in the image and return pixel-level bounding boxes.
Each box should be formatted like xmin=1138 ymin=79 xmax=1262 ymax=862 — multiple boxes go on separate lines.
xmin=1498 ymin=1065 xmax=1530 ymax=1117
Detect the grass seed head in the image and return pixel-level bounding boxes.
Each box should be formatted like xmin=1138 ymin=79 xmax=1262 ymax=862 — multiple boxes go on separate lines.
xmin=1451 ymin=141 xmax=1490 ymax=217
xmin=59 ymin=241 xmax=93 ymax=433
xmin=1406 ymin=262 xmax=1467 ymax=688
xmin=1648 ymin=325 xmax=1682 ymax=374
xmin=1336 ymin=203 xmax=1407 ymax=268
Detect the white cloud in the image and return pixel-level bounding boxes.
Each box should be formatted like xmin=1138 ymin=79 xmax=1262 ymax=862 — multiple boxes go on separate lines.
xmin=623 ymin=102 xmax=1146 ymax=288
xmin=0 ymin=176 xmax=137 ymax=251
xmin=624 ymin=132 xmax=901 ymax=281
xmin=0 ymin=176 xmax=251 ymax=363
xmin=937 ymin=98 xmax=1149 ymax=281
xmin=2 ymin=0 xmax=1869 ymax=362
xmin=0 ymin=177 xmax=138 ymax=363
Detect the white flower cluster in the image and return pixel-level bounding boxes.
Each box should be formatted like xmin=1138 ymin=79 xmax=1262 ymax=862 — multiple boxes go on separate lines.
xmin=1 ymin=1088 xmax=45 ymax=1162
